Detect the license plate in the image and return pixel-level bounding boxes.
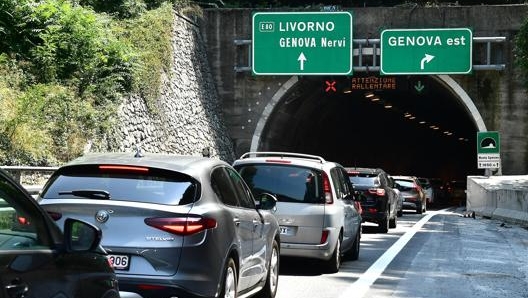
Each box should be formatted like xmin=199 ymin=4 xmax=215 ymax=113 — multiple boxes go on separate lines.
xmin=280 ymin=226 xmax=290 ymax=235
xmin=108 ymin=254 xmax=130 ymax=270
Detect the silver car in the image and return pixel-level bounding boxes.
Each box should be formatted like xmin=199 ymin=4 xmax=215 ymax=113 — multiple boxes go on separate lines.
xmin=38 ymin=151 xmax=280 ymax=298
xmin=233 ymin=152 xmax=362 ymax=273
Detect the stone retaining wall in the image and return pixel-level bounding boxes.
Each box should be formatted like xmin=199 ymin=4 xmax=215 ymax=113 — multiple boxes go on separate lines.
xmin=93 ymin=10 xmax=235 ymax=162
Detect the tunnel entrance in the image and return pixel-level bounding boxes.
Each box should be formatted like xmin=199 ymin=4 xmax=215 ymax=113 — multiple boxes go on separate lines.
xmin=255 ymin=74 xmax=484 ymax=181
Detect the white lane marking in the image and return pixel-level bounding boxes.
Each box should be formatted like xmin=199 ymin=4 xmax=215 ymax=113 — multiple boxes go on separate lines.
xmin=339 ymin=211 xmax=439 ymax=298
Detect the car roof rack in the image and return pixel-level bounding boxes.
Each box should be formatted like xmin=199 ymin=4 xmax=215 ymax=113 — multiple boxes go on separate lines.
xmin=239 ymin=152 xmax=326 ymax=163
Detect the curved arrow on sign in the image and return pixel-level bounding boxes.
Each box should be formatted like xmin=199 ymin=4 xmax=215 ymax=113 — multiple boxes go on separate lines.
xmin=420 ymin=54 xmax=435 ymax=70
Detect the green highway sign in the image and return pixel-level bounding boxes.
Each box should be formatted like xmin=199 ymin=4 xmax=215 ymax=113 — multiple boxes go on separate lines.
xmin=380 ymin=28 xmax=472 ymax=75
xmin=477 ymin=131 xmax=500 ymax=169
xmin=477 ymin=131 xmax=500 ymax=154
xmin=252 ymin=12 xmax=353 ymax=75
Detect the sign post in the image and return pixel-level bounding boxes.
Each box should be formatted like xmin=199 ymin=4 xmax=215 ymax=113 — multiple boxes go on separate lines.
xmin=252 ymin=12 xmax=353 ymax=75
xmin=477 ymin=131 xmax=500 ymax=169
xmin=380 ymin=28 xmax=472 ymax=75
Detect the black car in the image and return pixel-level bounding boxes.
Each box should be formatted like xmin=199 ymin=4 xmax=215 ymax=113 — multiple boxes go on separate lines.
xmin=0 ymin=169 xmax=119 ymax=298
xmin=346 ymin=167 xmax=399 ymax=233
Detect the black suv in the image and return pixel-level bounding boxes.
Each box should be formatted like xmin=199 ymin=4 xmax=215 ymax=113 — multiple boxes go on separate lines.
xmin=345 ymin=167 xmax=399 ymax=233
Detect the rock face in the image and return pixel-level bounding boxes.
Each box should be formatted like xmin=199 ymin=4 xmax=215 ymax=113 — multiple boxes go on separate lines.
xmin=94 ymin=11 xmax=235 ymax=162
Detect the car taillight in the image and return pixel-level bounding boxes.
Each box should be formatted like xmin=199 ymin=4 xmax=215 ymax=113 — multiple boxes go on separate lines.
xmin=144 ymin=216 xmax=217 ymax=236
xmin=264 ymin=159 xmax=292 ymax=164
xmin=320 ymin=230 xmax=329 ymax=244
xmin=368 ymin=188 xmax=386 ymax=196
xmin=46 ymin=211 xmax=62 ymax=221
xmin=322 ymin=172 xmax=333 ymax=204
xmin=98 ymin=165 xmax=149 ymax=174
xmin=17 ymin=216 xmax=30 ymax=225
xmin=368 ymin=207 xmax=378 ymax=213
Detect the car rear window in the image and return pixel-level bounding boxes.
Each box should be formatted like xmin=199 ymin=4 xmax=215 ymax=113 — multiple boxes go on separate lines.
xmin=40 ymin=166 xmax=198 ymax=205
xmin=236 ymin=164 xmax=324 ymax=204
xmin=395 ymin=180 xmax=416 ymax=192
xmin=348 ymin=175 xmax=379 ymax=187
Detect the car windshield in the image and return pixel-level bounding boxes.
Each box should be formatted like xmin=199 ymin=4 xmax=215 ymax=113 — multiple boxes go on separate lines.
xmin=40 ymin=167 xmax=198 ymax=205
xmin=236 ymin=164 xmax=324 ymax=204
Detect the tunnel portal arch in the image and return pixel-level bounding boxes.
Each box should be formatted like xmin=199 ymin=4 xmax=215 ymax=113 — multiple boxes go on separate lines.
xmin=249 ymin=74 xmax=486 ymax=179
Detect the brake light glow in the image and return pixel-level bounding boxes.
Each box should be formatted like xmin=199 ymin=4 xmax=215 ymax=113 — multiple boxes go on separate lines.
xmin=99 ymin=165 xmax=149 ymax=173
xmin=17 ymin=216 xmax=30 ymax=225
xmin=145 ymin=216 xmax=217 ymax=236
xmin=137 ymin=284 xmax=166 ymax=291
xmin=322 ymin=172 xmax=333 ymax=204
xmin=264 ymin=159 xmax=292 ymax=164
xmin=320 ymin=230 xmax=329 ymax=244
xmin=368 ymin=188 xmax=386 ymax=196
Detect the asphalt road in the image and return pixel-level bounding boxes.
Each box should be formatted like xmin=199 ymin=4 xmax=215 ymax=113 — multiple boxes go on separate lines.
xmin=275 ymin=208 xmax=528 ymax=298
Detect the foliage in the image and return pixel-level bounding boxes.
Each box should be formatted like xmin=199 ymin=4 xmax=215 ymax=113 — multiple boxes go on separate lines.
xmin=116 ymin=2 xmax=174 ymax=111
xmin=0 ymin=57 xmax=100 ymax=165
xmin=0 ymin=0 xmax=152 ymax=165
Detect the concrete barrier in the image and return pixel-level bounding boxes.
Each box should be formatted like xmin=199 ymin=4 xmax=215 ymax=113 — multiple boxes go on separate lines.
xmin=467 ymin=175 xmax=528 ymax=226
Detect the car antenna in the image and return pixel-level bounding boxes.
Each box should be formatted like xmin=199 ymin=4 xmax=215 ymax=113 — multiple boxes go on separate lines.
xmin=134 ymin=145 xmax=144 ymax=158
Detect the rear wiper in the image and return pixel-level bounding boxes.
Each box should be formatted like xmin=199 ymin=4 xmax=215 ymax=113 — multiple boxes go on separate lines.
xmin=58 ymin=189 xmax=111 ymax=200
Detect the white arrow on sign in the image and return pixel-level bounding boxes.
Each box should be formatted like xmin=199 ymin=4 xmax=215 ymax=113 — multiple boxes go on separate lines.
xmin=420 ymin=54 xmax=435 ymax=70
xmin=298 ymin=52 xmax=307 ymax=70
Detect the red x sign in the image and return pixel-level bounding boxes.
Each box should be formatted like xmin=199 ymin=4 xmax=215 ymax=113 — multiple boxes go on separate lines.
xmin=325 ymin=80 xmax=337 ymax=93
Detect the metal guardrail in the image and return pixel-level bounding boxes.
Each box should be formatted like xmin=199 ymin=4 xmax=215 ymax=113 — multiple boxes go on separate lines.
xmin=234 ymin=37 xmax=506 ymax=72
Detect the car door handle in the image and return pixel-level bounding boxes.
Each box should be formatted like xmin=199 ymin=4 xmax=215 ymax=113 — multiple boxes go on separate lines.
xmin=233 ymin=218 xmax=240 ymax=226
xmin=6 ymin=279 xmax=29 ymax=298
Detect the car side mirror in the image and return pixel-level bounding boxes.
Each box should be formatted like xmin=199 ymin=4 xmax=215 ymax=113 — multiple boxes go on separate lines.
xmin=256 ymin=192 xmax=278 ymax=211
xmin=64 ymin=218 xmax=102 ymax=252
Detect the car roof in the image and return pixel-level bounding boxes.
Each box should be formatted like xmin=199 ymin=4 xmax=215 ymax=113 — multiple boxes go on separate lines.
xmin=392 ymin=175 xmax=417 ymax=180
xmin=344 ymin=167 xmax=385 ymax=175
xmin=57 ymin=152 xmax=230 ymax=176
xmin=233 ymin=152 xmax=342 ymax=170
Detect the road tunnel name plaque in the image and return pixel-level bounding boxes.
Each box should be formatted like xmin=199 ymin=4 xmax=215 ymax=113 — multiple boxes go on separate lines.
xmin=252 ymin=12 xmax=353 ymax=75
xmin=477 ymin=131 xmax=501 ymax=169
xmin=380 ymin=28 xmax=472 ymax=75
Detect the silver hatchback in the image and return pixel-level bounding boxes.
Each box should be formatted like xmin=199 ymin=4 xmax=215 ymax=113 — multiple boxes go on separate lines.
xmin=38 ymin=152 xmax=281 ymax=298
xmin=233 ymin=152 xmax=362 ymax=273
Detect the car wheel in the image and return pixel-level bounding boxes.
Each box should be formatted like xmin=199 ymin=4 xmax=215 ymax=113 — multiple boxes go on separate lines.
xmin=348 ymin=228 xmax=360 ymax=261
xmin=325 ymin=236 xmax=341 ymax=273
xmin=257 ymin=239 xmax=279 ymax=298
xmin=221 ymin=258 xmax=237 ymax=298
xmin=416 ymin=203 xmax=423 ymax=214
xmin=379 ymin=213 xmax=389 ymax=233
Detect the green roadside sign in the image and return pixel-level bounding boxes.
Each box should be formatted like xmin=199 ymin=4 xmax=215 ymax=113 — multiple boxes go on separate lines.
xmin=252 ymin=12 xmax=353 ymax=75
xmin=477 ymin=131 xmax=500 ymax=154
xmin=477 ymin=131 xmax=500 ymax=169
xmin=380 ymin=28 xmax=472 ymax=75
